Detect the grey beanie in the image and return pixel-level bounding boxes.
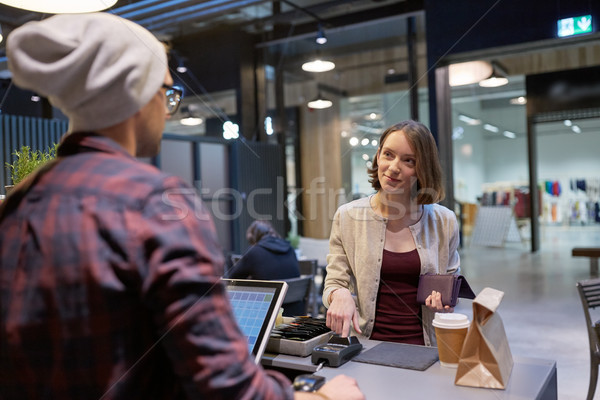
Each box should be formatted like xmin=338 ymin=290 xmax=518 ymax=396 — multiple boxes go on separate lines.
xmin=6 ymin=12 xmax=167 ymax=132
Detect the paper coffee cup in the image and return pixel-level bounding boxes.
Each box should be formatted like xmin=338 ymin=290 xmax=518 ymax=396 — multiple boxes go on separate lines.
xmin=432 ymin=313 xmax=470 ymax=368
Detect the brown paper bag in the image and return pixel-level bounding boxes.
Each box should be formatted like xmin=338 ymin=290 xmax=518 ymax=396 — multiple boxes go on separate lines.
xmin=454 ymin=287 xmax=513 ymax=389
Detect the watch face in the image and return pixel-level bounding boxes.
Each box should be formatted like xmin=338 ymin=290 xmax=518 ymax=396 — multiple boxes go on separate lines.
xmin=293 ymin=374 xmax=325 ymax=392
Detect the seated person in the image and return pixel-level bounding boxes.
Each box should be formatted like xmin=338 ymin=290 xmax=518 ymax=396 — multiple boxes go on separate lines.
xmin=229 ymin=220 xmax=300 ymax=280
xmin=229 ymin=221 xmax=303 ymax=315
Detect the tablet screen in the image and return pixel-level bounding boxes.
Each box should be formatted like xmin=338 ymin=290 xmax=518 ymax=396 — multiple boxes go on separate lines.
xmin=222 ymin=278 xmax=288 ymax=363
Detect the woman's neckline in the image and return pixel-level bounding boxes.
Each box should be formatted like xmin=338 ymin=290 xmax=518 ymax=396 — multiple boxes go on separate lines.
xmin=369 ymin=192 xmax=424 ymax=227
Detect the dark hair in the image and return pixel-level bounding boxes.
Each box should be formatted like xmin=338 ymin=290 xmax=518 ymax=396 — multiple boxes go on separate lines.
xmin=246 ymin=220 xmax=279 ymax=245
xmin=367 ymin=120 xmax=445 ymax=204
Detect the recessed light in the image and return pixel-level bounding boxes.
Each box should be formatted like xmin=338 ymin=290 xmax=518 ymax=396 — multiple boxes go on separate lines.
xmin=483 ymin=124 xmax=499 ymax=133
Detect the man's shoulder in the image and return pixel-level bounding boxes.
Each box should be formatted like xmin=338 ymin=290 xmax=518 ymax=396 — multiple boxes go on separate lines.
xmin=59 ymin=152 xmax=190 ymax=197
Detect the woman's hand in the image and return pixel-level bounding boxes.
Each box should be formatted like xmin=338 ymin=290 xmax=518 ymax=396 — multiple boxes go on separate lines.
xmin=326 ymin=288 xmax=362 ymax=337
xmin=425 ymin=290 xmax=454 ymax=313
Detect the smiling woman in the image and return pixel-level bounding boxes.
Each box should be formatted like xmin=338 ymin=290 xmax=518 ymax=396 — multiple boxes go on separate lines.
xmin=322 ymin=120 xmax=462 ymax=348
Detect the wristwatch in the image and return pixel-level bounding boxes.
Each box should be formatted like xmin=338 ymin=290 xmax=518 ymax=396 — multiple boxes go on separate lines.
xmin=293 ymin=374 xmax=326 ymax=392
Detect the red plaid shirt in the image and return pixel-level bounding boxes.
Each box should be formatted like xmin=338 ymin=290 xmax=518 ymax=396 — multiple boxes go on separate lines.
xmin=0 ymin=132 xmax=293 ymax=400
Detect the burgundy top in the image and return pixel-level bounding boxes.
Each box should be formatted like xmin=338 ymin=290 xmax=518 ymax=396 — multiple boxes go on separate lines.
xmin=370 ymin=248 xmax=424 ymax=345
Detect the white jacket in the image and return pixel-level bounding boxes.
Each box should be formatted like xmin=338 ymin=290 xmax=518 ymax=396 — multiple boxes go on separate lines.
xmin=322 ymin=195 xmax=461 ymax=346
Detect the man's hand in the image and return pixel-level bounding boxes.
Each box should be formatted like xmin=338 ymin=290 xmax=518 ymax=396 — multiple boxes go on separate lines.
xmin=294 ymin=375 xmax=365 ymax=400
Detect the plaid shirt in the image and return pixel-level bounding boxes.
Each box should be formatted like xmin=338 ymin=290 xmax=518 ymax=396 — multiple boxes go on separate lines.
xmin=0 ymin=133 xmax=293 ymax=400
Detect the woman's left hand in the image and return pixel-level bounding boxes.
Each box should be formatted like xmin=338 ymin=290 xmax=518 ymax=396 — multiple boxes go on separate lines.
xmin=425 ymin=290 xmax=454 ymax=312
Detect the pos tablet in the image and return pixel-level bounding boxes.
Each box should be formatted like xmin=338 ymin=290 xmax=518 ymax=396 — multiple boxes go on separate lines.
xmin=222 ymin=278 xmax=288 ymax=363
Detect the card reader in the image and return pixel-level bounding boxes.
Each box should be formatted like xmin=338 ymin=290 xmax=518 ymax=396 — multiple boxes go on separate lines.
xmin=311 ymin=335 xmax=363 ymax=367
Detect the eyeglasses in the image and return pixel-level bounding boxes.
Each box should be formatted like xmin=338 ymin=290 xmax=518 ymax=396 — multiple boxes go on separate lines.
xmin=162 ymin=84 xmax=183 ymax=115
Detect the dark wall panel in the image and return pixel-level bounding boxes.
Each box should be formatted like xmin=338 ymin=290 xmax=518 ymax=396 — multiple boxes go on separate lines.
xmin=526 ymin=65 xmax=600 ymax=115
xmin=171 ymin=26 xmax=257 ymax=94
xmin=230 ymin=140 xmax=285 ymax=253
xmin=425 ymin=0 xmax=600 ymax=63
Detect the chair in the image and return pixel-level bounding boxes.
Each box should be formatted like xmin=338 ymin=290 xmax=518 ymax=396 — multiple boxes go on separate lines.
xmin=223 ymin=253 xmax=242 ymax=278
xmin=299 ymin=259 xmax=321 ymax=316
xmin=577 ymin=278 xmax=600 ymax=400
xmin=281 ymin=276 xmax=313 ymax=317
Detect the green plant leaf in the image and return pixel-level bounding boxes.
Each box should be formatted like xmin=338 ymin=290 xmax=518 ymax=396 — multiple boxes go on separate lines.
xmin=4 ymin=144 xmax=58 ymax=185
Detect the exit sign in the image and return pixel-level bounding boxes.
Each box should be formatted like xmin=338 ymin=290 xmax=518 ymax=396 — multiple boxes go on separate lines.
xmin=557 ymin=15 xmax=593 ymax=37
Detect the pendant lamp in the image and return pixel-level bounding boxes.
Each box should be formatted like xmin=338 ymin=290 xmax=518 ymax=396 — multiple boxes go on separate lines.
xmin=302 ymin=58 xmax=335 ymax=73
xmin=315 ymin=23 xmax=327 ymax=45
xmin=0 ymin=0 xmax=117 ymax=13
xmin=448 ymin=61 xmax=492 ymax=87
xmin=307 ymin=93 xmax=332 ymax=109
xmin=479 ymin=61 xmax=509 ymax=88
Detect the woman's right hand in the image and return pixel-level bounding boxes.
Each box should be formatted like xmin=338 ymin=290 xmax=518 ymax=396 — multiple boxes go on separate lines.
xmin=325 ymin=288 xmax=362 ymax=337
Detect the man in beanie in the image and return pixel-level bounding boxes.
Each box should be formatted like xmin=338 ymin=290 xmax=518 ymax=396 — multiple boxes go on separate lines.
xmin=0 ymin=13 xmax=363 ymax=400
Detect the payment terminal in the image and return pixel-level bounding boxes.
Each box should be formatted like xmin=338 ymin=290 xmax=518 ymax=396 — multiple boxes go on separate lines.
xmin=311 ymin=335 xmax=363 ymax=367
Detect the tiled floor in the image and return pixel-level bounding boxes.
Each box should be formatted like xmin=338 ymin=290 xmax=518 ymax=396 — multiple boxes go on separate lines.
xmin=456 ymin=224 xmax=600 ymax=400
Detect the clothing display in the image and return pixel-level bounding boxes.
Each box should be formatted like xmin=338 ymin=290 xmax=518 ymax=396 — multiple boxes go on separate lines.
xmin=0 ymin=133 xmax=293 ymax=399
xmin=323 ymin=195 xmax=461 ymax=346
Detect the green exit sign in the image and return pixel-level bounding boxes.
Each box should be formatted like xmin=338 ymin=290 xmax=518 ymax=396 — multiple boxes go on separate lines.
xmin=557 ymin=15 xmax=593 ymax=37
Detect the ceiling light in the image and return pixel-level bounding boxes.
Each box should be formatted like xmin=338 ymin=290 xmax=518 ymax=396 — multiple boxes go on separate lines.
xmin=361 ymin=138 xmax=369 ymax=146
xmin=30 ymin=95 xmax=40 ymax=102
xmin=452 ymin=126 xmax=464 ymax=140
xmin=349 ymin=137 xmax=359 ymax=146
xmin=563 ymin=119 xmax=572 ymax=127
xmin=307 ymin=93 xmax=332 ymax=109
xmin=503 ymin=131 xmax=516 ymax=139
xmin=302 ymin=59 xmax=335 ymax=73
xmin=265 ymin=116 xmax=274 ymax=135
xmin=449 ymin=61 xmax=493 ymax=87
xmin=479 ymin=61 xmax=509 ymax=88
xmin=315 ymin=24 xmax=327 ymax=45
xmin=371 ymin=139 xmax=378 ymax=146
xmin=510 ymin=96 xmax=527 ymax=105
xmin=458 ymin=114 xmax=481 ymax=125
xmin=362 ymin=154 xmax=370 ymax=161
xmin=180 ymin=116 xmax=202 ymax=126
xmin=479 ymin=75 xmax=508 ymax=87
xmin=483 ymin=123 xmax=499 ymax=133
xmin=178 ymin=106 xmax=202 ymax=126
xmin=0 ymin=0 xmax=117 ymax=13
xmin=572 ymin=125 xmax=581 ymax=134
xmin=223 ymin=121 xmax=239 ymax=140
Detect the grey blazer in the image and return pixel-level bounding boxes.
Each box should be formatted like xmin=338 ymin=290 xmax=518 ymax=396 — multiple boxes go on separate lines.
xmin=322 ymin=195 xmax=461 ymax=346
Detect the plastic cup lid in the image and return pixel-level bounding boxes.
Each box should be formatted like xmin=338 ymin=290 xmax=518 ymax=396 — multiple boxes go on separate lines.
xmin=432 ymin=312 xmax=470 ymax=329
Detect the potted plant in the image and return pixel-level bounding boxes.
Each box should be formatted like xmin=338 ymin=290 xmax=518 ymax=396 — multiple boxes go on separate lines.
xmin=4 ymin=144 xmax=58 ymax=195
